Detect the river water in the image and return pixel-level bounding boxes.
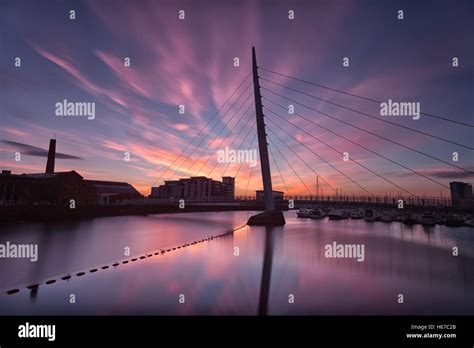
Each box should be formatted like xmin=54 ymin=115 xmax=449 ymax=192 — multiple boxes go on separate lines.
xmin=0 ymin=211 xmax=473 ymax=315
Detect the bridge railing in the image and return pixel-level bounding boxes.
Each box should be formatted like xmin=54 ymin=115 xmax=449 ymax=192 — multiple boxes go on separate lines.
xmin=114 ymin=197 xmax=259 ymax=206
xmin=284 ymin=195 xmax=453 ymax=207
xmin=111 ymin=194 xmax=458 ymax=208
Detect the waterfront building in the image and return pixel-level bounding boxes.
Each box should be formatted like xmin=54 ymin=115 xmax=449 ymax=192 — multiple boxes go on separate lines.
xmin=0 ymin=170 xmax=141 ymax=206
xmin=256 ymin=190 xmax=284 ymax=201
xmin=0 ymin=139 xmax=141 ymax=206
xmin=151 ymin=176 xmax=235 ymax=201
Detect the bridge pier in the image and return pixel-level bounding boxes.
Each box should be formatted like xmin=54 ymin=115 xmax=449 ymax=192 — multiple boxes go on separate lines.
xmin=247 ymin=46 xmax=285 ymax=226
xmin=248 ymin=210 xmax=286 ymax=226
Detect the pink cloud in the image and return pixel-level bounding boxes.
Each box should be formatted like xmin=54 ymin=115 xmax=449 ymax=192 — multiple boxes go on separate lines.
xmin=1 ymin=127 xmax=29 ymax=137
xmin=172 ymin=124 xmax=190 ymax=131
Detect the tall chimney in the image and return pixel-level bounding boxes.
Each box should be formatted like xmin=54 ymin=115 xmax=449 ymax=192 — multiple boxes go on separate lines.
xmin=45 ymin=139 xmax=56 ymax=174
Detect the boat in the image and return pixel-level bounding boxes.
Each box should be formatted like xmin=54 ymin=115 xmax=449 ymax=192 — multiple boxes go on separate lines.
xmin=350 ymin=210 xmax=364 ymax=219
xmin=436 ymin=215 xmax=447 ymax=225
xmin=309 ymin=209 xmax=325 ymax=219
xmin=446 ymin=215 xmax=464 ymax=227
xmin=421 ymin=213 xmax=436 ymax=226
xmin=328 ymin=209 xmax=344 ymax=220
xmin=364 ymin=209 xmax=375 ymax=222
xmin=392 ymin=214 xmax=403 ymax=222
xmin=464 ymin=217 xmax=474 ymax=227
xmin=297 ymin=208 xmax=313 ymax=218
xmin=403 ymin=214 xmax=420 ymax=225
xmin=381 ymin=212 xmax=392 ymax=223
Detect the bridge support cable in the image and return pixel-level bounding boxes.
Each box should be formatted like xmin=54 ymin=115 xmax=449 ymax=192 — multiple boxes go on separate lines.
xmin=186 ymin=94 xmax=254 ymax=175
xmin=263 ymin=100 xmax=451 ymax=189
xmin=260 ymin=82 xmax=473 ymax=151
xmin=164 ymin=88 xmax=254 ymax=181
xmin=244 ymin=164 xmax=255 ymax=198
xmin=193 ymin=101 xmax=255 ymax=176
xmin=268 ymin=144 xmax=288 ymax=194
xmin=265 ymin=118 xmax=373 ymax=196
xmin=214 ymin=124 xmax=257 ymax=180
xmin=151 ymin=72 xmax=251 ymax=187
xmin=265 ymin=112 xmax=416 ymax=197
xmin=266 ymin=134 xmax=316 ymax=195
xmin=260 ymin=90 xmax=473 ymax=174
xmin=234 ymin=136 xmax=258 ymax=199
xmin=232 ymin=133 xmax=258 ymax=180
xmin=203 ymin=113 xmax=256 ymax=178
xmin=259 ymin=67 xmax=474 ymax=128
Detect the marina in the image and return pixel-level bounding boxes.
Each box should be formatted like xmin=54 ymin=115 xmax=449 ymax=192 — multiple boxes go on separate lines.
xmin=296 ymin=207 xmax=473 ymax=227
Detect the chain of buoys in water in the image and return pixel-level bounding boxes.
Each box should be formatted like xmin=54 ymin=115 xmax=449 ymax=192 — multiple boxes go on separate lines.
xmin=4 ymin=224 xmax=246 ymax=296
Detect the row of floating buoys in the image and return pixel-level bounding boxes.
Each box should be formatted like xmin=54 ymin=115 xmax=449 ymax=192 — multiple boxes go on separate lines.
xmin=5 ymin=227 xmax=240 ymax=295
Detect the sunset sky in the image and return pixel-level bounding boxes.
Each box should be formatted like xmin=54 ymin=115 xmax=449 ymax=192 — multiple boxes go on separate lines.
xmin=1 ymin=0 xmax=472 ymax=196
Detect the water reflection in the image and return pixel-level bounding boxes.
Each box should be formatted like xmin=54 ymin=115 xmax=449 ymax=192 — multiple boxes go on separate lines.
xmin=0 ymin=211 xmax=473 ymax=315
xmin=258 ymin=226 xmax=276 ymax=315
xmin=29 ymin=287 xmax=38 ymax=302
xmin=0 ymin=212 xmax=246 ymax=290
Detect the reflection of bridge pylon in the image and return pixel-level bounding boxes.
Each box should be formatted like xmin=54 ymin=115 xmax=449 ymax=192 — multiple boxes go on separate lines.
xmin=247 ymin=47 xmax=285 ymax=226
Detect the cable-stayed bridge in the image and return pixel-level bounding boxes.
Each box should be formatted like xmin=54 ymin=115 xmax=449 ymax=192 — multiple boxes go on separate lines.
xmin=147 ymin=47 xmax=473 ymax=215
